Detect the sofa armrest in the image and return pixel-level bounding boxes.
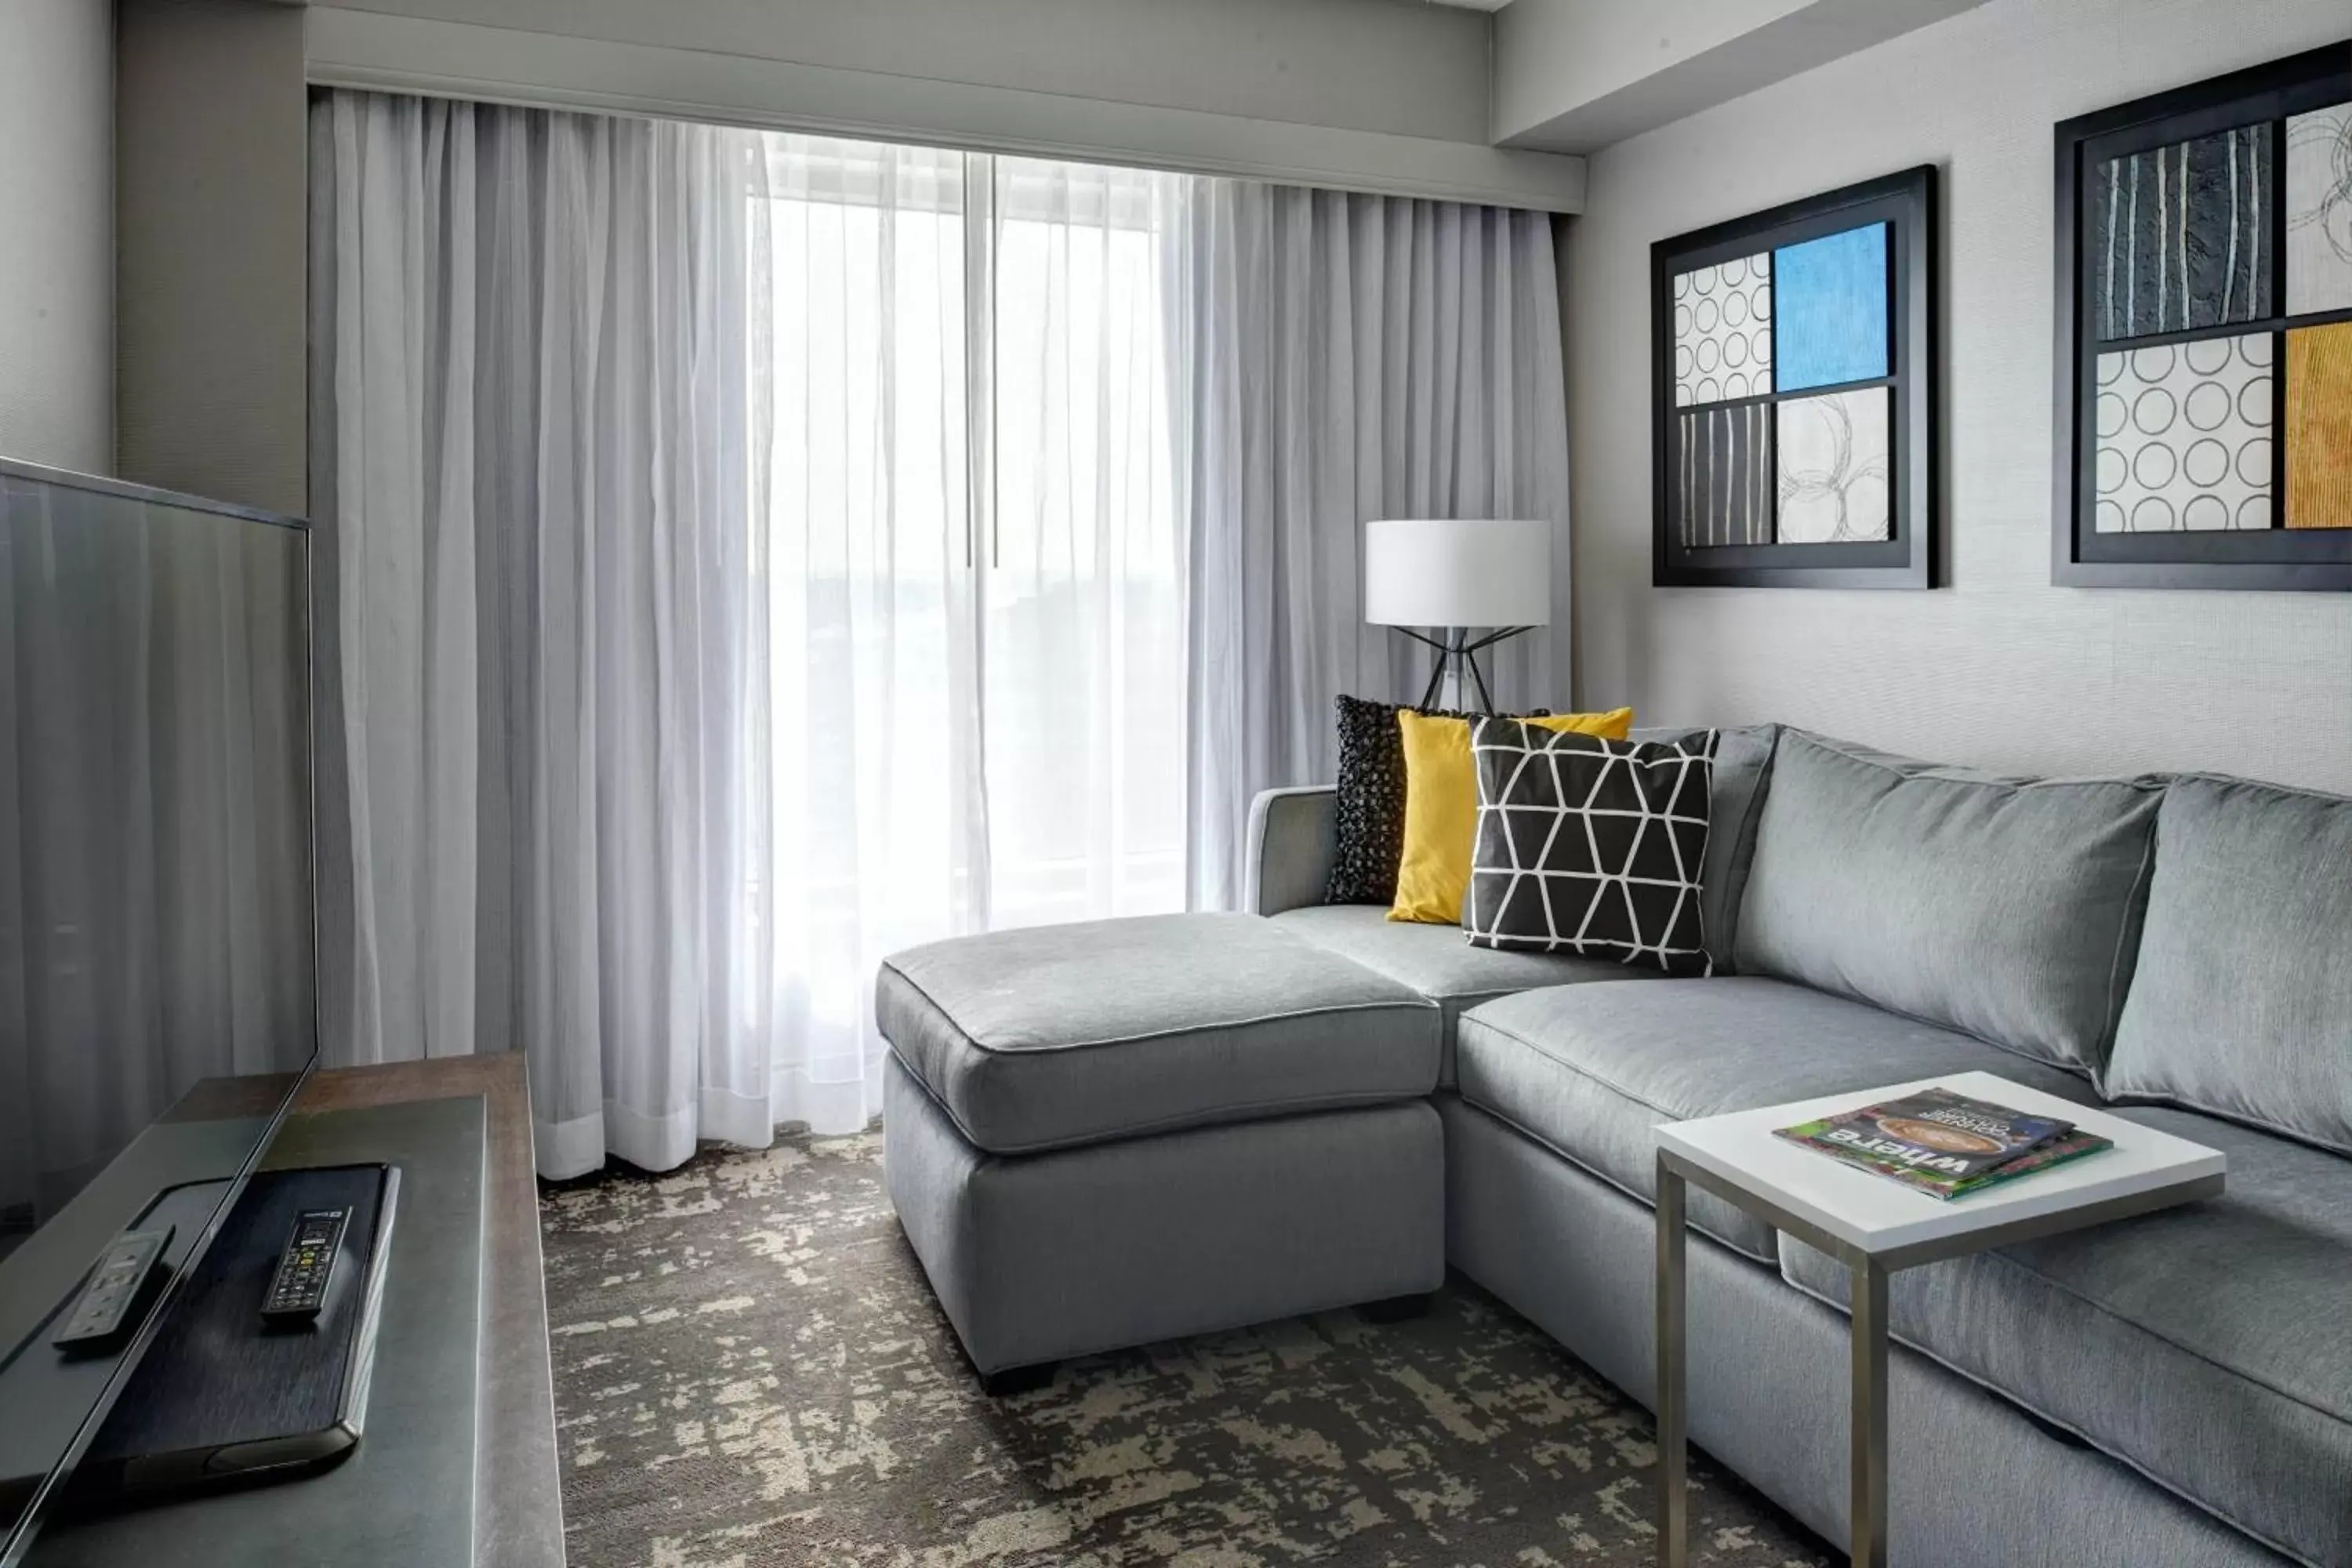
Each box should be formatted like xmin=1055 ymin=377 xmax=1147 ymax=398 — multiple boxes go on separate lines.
xmin=1244 ymin=786 xmax=1338 ymax=916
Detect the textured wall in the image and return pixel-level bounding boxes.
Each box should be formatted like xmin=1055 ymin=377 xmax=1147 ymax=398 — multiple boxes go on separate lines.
xmin=310 ymin=0 xmax=1492 ymax=143
xmin=116 ymin=0 xmax=308 ymax=515
xmin=0 ymin=0 xmax=113 ymax=475
xmin=1566 ymin=0 xmax=2352 ymax=794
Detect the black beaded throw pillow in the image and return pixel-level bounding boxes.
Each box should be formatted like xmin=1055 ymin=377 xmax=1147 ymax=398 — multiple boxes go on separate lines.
xmin=1465 ymin=719 xmax=1718 ymax=975
xmin=1324 ymin=695 xmax=1548 ymax=906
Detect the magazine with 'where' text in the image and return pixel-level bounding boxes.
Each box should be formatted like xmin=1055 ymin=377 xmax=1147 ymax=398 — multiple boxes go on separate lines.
xmin=1773 ymin=1086 xmax=2114 ymax=1200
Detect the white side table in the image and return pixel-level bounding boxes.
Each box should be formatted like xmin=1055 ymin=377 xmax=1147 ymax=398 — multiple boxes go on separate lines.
xmin=1650 ymin=1069 xmax=2224 ymax=1568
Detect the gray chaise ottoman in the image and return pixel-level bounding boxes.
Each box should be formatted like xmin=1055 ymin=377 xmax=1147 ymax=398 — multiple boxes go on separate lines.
xmin=877 ymin=911 xmax=1445 ymax=1391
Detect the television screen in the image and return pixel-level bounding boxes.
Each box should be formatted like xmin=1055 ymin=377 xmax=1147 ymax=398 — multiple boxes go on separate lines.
xmin=0 ymin=459 xmax=316 ymax=1556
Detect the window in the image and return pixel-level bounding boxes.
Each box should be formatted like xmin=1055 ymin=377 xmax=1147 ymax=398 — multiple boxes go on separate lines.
xmin=748 ymin=137 xmax=1185 ymax=1021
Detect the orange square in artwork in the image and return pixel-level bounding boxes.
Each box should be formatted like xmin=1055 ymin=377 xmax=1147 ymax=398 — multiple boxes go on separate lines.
xmin=2285 ymin=322 xmax=2352 ymax=529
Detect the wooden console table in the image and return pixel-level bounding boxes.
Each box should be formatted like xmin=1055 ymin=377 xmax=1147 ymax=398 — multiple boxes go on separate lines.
xmin=290 ymin=1055 xmax=564 ymax=1568
xmin=20 ymin=1054 xmax=561 ymax=1568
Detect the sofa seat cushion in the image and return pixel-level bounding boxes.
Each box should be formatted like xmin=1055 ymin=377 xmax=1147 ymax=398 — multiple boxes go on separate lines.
xmin=1453 ymin=978 xmax=2096 ymax=1261
xmin=1780 ymin=1108 xmax=2352 ymax=1568
xmin=877 ymin=912 xmax=1439 ymax=1156
xmin=1271 ymin=902 xmax=1656 ymax=1086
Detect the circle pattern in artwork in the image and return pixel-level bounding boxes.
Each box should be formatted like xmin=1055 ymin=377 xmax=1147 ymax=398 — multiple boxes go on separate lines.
xmin=1672 ymin=251 xmax=1773 ymax=405
xmin=2184 ymin=337 xmax=2233 ymax=376
xmin=2130 ymin=345 xmax=2176 ymax=383
xmin=2096 ymin=393 xmax=2127 ymax=439
xmin=2096 ymin=446 xmax=2128 ymax=494
xmin=2238 ymin=373 xmax=2273 ymax=426
xmin=2091 ymin=331 xmax=2274 ymax=535
xmin=2182 ymin=437 xmax=2230 ymax=487
xmin=2183 ymin=381 xmax=2231 ymax=431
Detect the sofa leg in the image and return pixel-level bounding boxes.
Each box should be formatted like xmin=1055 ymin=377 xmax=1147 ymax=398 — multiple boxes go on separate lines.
xmin=1358 ymin=1292 xmax=1435 ymax=1324
xmin=978 ymin=1360 xmax=1057 ymax=1399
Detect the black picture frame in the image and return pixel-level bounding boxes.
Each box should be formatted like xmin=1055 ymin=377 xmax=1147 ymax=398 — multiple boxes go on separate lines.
xmin=1650 ymin=165 xmax=1939 ymax=590
xmin=2053 ymin=42 xmax=2352 ymax=591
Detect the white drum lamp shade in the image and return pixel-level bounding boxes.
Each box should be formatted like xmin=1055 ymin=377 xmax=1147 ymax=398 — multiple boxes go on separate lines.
xmin=1363 ymin=519 xmax=1552 ymax=629
xmin=1365 ymin=519 xmax=1552 ymax=713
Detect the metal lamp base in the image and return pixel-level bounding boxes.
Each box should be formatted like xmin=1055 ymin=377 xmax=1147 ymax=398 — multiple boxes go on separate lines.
xmin=1395 ymin=626 xmax=1530 ymax=715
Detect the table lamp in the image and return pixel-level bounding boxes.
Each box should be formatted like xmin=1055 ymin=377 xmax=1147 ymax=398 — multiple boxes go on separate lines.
xmin=1364 ymin=518 xmax=1552 ymax=714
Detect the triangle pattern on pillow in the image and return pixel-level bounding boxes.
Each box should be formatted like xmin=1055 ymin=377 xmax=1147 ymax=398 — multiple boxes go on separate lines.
xmin=1465 ymin=722 xmax=1716 ymax=975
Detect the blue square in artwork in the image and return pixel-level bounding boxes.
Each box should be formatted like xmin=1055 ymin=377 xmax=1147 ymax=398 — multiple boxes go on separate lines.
xmin=1773 ymin=223 xmax=1889 ymax=392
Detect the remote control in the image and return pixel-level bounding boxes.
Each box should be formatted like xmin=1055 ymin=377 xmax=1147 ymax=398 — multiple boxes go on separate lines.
xmin=261 ymin=1206 xmax=352 ymax=1323
xmin=53 ymin=1225 xmax=175 ymax=1350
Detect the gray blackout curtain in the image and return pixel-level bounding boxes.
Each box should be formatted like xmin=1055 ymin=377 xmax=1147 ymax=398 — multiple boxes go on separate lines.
xmin=309 ymin=93 xmax=765 ymax=1178
xmin=1173 ymin=186 xmax=1570 ymax=909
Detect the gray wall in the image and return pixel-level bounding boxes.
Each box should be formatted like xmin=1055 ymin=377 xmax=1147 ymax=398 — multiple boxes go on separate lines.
xmin=302 ymin=0 xmax=1585 ymax=211
xmin=116 ymin=0 xmax=309 ymax=515
xmin=318 ymin=0 xmax=1493 ymax=144
xmin=0 ymin=0 xmax=114 ymax=475
xmin=1566 ymin=0 xmax=2352 ymax=795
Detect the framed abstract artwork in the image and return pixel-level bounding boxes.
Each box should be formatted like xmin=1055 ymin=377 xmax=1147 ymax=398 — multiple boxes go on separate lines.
xmin=1650 ymin=165 xmax=1938 ymax=590
xmin=2053 ymin=42 xmax=2352 ymax=590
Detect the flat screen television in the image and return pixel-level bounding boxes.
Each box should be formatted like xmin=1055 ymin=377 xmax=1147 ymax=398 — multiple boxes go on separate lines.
xmin=0 ymin=459 xmax=316 ymax=1561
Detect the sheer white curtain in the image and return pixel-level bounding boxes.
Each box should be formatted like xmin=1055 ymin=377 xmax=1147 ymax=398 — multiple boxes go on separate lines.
xmin=740 ymin=136 xmax=985 ymax=1138
xmin=988 ymin=158 xmax=1188 ymax=926
xmin=1171 ymin=185 xmax=1570 ymax=909
xmin=313 ymin=93 xmax=1190 ymax=1176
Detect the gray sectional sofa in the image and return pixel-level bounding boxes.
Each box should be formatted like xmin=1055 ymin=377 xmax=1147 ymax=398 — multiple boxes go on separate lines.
xmin=877 ymin=723 xmax=2349 ymax=1566
xmin=1248 ymin=726 xmax=2350 ymax=1568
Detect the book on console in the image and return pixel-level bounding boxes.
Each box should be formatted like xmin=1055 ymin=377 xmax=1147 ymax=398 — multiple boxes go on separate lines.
xmin=1773 ymin=1086 xmax=2114 ymax=1201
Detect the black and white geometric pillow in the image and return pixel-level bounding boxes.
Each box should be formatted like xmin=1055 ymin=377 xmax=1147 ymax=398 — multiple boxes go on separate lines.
xmin=1465 ymin=720 xmax=1718 ymax=975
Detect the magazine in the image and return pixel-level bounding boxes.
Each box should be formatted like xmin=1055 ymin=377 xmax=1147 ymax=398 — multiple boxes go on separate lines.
xmin=1773 ymin=1087 xmax=2113 ymax=1201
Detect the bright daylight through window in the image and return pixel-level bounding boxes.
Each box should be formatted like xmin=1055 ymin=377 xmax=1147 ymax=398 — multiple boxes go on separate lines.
xmin=746 ymin=136 xmax=1185 ymax=1062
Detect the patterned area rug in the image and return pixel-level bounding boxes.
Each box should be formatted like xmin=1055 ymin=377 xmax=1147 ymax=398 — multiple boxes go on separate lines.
xmin=540 ymin=1130 xmax=1831 ymax=1568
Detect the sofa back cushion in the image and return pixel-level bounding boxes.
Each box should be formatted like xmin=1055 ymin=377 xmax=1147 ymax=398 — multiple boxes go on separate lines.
xmin=1733 ymin=731 xmax=2163 ymax=1076
xmin=2104 ymin=775 xmax=2352 ymax=1155
xmin=1632 ymin=721 xmax=1780 ymax=970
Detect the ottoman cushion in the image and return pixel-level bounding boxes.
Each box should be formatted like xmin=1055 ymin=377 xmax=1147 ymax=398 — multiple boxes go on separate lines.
xmin=877 ymin=912 xmax=1440 ymax=1155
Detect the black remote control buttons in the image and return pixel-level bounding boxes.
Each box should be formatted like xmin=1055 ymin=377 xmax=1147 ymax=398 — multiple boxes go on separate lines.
xmin=261 ymin=1207 xmax=352 ymax=1323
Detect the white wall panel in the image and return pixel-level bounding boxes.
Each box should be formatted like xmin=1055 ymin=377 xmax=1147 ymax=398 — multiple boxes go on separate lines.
xmin=0 ymin=0 xmax=113 ymax=475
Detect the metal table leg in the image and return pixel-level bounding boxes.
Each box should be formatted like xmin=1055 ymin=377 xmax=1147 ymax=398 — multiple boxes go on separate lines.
xmin=1655 ymin=1156 xmax=1687 ymax=1568
xmin=1848 ymin=1254 xmax=1889 ymax=1568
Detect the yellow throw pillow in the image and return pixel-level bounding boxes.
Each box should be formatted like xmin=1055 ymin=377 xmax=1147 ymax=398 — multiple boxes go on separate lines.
xmin=1388 ymin=707 xmax=1635 ymax=925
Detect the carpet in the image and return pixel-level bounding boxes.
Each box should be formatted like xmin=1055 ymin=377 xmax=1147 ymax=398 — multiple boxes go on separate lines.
xmin=540 ymin=1129 xmax=1831 ymax=1568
